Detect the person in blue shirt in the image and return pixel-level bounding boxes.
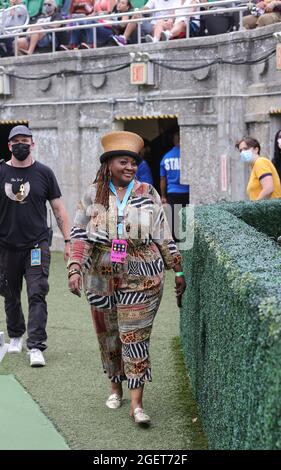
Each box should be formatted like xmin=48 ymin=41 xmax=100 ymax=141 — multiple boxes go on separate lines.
xmin=136 ymin=140 xmax=153 ymax=185
xmin=160 ymin=129 xmax=189 ymax=240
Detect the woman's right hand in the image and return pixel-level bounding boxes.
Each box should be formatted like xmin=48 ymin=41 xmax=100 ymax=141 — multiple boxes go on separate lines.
xmin=68 ymin=273 xmax=82 ymax=297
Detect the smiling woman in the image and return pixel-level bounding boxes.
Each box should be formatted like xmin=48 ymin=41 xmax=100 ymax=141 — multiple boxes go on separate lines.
xmin=67 ymin=130 xmax=186 ymax=426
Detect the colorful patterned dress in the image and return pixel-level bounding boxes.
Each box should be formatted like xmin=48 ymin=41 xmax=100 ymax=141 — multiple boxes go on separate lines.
xmin=69 ymin=180 xmax=181 ymax=389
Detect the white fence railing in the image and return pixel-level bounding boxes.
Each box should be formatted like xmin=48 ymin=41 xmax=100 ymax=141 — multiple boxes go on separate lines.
xmin=0 ymin=1 xmax=252 ymax=56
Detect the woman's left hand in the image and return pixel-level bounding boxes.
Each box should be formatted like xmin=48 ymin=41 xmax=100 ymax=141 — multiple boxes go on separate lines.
xmin=175 ymin=275 xmax=186 ymax=308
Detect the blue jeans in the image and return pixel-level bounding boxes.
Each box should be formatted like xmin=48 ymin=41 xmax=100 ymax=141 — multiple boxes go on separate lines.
xmin=61 ymin=0 xmax=72 ymax=16
xmin=70 ymin=20 xmax=115 ymax=46
xmin=37 ymin=33 xmax=52 ymax=48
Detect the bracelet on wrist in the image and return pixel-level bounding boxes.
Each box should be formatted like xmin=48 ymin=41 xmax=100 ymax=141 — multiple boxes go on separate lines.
xmin=67 ymin=260 xmax=81 ymax=269
xmin=68 ymin=268 xmax=81 ymax=279
xmin=175 ymin=271 xmax=184 ymax=277
xmin=64 ymin=239 xmax=70 ymax=243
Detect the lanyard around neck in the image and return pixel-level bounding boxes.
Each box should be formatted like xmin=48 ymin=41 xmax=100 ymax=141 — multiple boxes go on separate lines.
xmin=109 ymin=180 xmax=134 ymax=236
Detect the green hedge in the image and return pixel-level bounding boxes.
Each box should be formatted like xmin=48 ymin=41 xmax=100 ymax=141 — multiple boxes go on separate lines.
xmin=180 ymin=200 xmax=281 ymax=449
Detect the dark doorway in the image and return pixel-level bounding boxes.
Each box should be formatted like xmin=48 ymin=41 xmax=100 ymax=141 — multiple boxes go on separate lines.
xmin=122 ymin=116 xmax=178 ymax=193
xmin=0 ymin=121 xmax=29 ymax=161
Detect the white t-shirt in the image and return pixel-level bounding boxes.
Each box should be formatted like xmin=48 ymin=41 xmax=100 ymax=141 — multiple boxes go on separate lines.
xmin=175 ymin=0 xmax=200 ymax=25
xmin=37 ymin=15 xmax=52 ymax=25
xmin=145 ymin=0 xmax=181 ymax=23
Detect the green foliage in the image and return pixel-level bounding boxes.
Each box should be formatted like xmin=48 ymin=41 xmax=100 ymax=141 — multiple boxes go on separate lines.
xmin=180 ymin=200 xmax=281 ymax=449
xmin=171 ymin=337 xmax=208 ymax=450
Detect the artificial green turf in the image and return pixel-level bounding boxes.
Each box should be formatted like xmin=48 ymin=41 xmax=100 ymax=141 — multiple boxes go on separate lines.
xmin=0 ymin=375 xmax=69 ymax=450
xmin=0 ymin=253 xmax=207 ymax=450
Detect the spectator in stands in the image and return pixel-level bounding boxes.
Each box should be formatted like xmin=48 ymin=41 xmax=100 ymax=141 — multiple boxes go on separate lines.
xmin=60 ymin=0 xmax=95 ymax=49
xmin=272 ymin=129 xmax=281 ymax=181
xmin=160 ymin=129 xmax=189 ymax=241
xmin=160 ymin=0 xmax=200 ymax=40
xmin=136 ymin=140 xmax=154 ymax=184
xmin=24 ymin=1 xmax=63 ymax=21
xmin=0 ymin=0 xmax=29 ymax=57
xmin=144 ymin=0 xmax=180 ymax=43
xmin=17 ymin=0 xmax=67 ymax=54
xmin=112 ymin=0 xmax=180 ymax=46
xmin=107 ymin=0 xmax=134 ymax=46
xmin=236 ymin=136 xmax=281 ymax=200
xmin=243 ymin=0 xmax=281 ymax=29
xmin=60 ymin=0 xmax=118 ymax=49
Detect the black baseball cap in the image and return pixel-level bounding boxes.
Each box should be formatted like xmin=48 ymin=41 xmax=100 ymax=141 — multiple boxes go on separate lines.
xmin=8 ymin=125 xmax=33 ymax=141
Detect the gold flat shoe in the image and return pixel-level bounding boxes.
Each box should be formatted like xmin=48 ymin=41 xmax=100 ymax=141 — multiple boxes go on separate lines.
xmin=105 ymin=393 xmax=122 ymax=409
xmin=132 ymin=407 xmax=151 ymax=424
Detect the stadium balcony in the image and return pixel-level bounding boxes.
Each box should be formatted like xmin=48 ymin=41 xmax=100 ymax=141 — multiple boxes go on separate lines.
xmin=0 ymin=0 xmax=281 ymax=210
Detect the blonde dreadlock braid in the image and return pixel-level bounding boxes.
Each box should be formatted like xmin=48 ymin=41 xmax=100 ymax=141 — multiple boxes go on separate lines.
xmin=94 ymin=162 xmax=111 ymax=209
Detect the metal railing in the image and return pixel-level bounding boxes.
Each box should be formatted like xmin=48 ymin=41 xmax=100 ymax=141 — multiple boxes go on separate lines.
xmin=0 ymin=1 xmax=252 ymax=56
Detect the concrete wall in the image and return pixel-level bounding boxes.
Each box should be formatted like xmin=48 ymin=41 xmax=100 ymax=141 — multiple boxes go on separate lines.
xmin=1 ymin=23 xmax=281 ymax=247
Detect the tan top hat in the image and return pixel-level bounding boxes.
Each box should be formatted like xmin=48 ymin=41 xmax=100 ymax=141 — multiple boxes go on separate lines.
xmin=100 ymin=131 xmax=144 ymax=164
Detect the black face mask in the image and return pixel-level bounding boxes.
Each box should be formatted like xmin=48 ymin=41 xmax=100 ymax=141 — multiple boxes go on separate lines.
xmin=11 ymin=143 xmax=31 ymax=161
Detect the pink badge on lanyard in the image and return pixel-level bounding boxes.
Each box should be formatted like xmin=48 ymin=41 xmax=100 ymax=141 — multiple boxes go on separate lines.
xmin=110 ymin=239 xmax=128 ymax=263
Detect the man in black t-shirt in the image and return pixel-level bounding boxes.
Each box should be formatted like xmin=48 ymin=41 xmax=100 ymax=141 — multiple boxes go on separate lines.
xmin=16 ymin=0 xmax=68 ymax=55
xmin=0 ymin=125 xmax=70 ymax=367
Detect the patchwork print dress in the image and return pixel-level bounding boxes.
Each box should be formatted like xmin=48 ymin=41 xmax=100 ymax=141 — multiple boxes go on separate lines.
xmin=69 ymin=180 xmax=181 ymax=389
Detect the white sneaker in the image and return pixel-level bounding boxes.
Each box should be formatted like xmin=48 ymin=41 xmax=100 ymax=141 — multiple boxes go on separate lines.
xmin=8 ymin=336 xmax=24 ymax=353
xmin=145 ymin=34 xmax=154 ymax=43
xmin=28 ymin=348 xmax=45 ymax=367
xmin=160 ymin=30 xmax=171 ymax=41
